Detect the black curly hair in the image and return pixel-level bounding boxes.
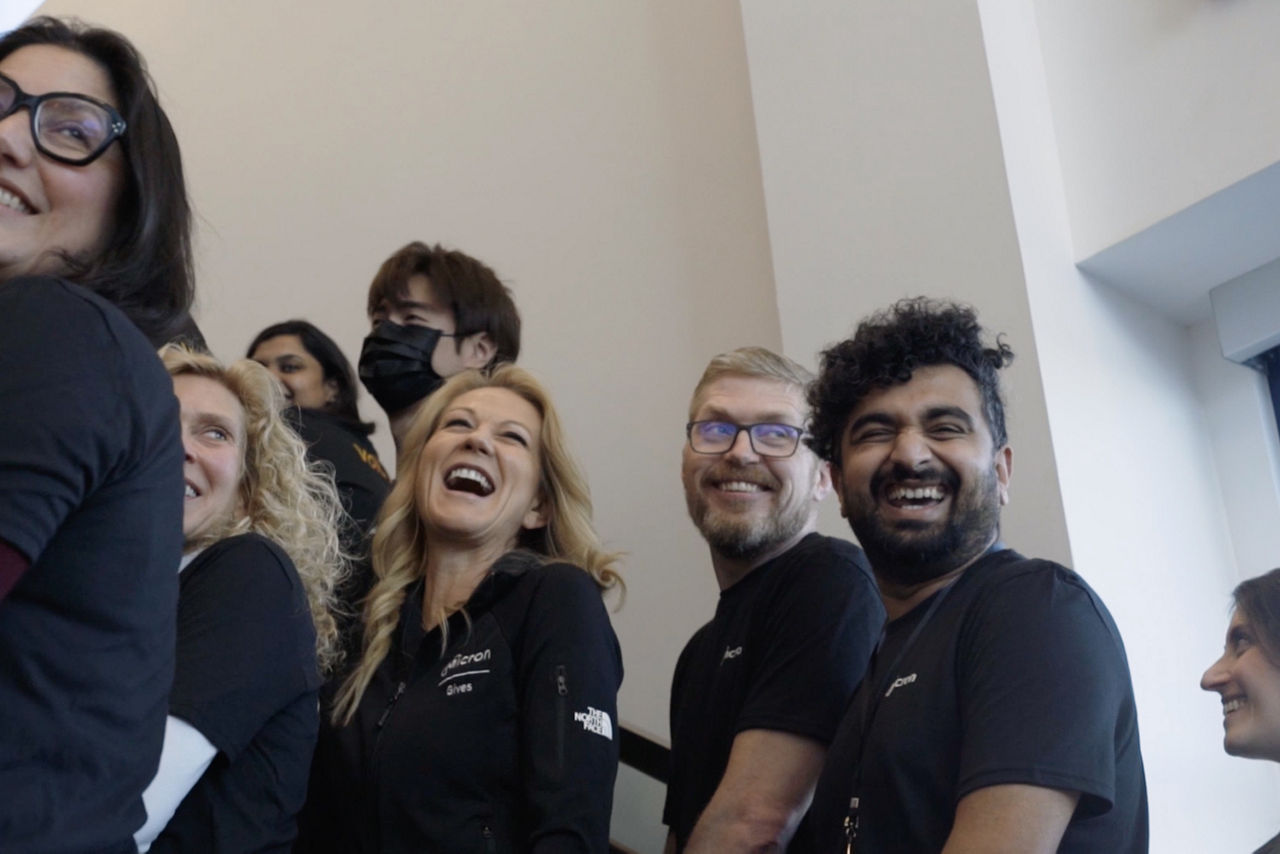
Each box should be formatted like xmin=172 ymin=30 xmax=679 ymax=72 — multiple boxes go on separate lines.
xmin=807 ymin=297 xmax=1014 ymax=464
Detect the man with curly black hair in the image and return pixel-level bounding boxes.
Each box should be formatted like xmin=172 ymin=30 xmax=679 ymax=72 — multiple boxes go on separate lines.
xmin=803 ymin=298 xmax=1148 ymax=853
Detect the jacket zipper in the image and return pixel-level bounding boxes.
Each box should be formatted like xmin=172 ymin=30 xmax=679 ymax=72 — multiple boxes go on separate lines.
xmin=376 ymin=679 xmax=407 ymax=731
xmin=365 ymin=678 xmax=408 ymax=852
xmin=555 ymin=665 xmax=568 ymax=774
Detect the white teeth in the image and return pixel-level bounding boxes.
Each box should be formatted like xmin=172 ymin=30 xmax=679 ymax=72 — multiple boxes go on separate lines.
xmin=0 ymin=187 xmax=33 ymax=214
xmin=720 ymin=481 xmax=764 ymax=493
xmin=184 ymin=484 xmax=197 ymax=498
xmin=447 ymin=466 xmax=493 ymax=492
xmin=1224 ymin=698 xmax=1244 ymax=714
xmin=889 ymin=485 xmax=944 ymax=502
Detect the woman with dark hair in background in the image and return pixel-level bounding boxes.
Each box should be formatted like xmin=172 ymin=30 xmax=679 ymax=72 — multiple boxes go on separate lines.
xmin=298 ymin=365 xmax=623 ymax=853
xmin=1202 ymin=568 xmax=1280 ymax=854
xmin=248 ymin=319 xmax=390 ymax=543
xmin=0 ymin=16 xmax=194 ymax=852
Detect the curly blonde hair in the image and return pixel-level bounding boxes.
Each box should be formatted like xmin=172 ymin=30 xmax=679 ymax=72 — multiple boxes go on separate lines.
xmin=161 ymin=344 xmax=348 ymax=675
xmin=333 ymin=364 xmax=622 ymax=724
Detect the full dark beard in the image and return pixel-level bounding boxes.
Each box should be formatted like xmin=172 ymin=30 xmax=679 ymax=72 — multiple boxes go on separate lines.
xmin=846 ymin=464 xmax=1000 ymax=587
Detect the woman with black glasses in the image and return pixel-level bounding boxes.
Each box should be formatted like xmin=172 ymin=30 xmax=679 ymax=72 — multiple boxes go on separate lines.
xmin=0 ymin=17 xmax=194 ymax=853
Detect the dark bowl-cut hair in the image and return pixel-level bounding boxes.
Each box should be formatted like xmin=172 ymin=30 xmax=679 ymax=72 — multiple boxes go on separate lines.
xmin=807 ymin=297 xmax=1014 ymax=465
xmin=0 ymin=16 xmax=194 ymax=346
xmin=247 ymin=319 xmax=374 ymax=435
xmin=365 ymin=241 xmax=520 ymax=367
xmin=1234 ymin=569 xmax=1280 ymax=666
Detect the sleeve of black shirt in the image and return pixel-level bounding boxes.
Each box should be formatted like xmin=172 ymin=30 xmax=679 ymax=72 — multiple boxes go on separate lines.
xmin=0 ymin=278 xmax=138 ymax=565
xmin=736 ymin=541 xmax=885 ymax=743
xmin=662 ymin=639 xmax=695 ymax=828
xmin=171 ymin=535 xmax=320 ymax=759
xmin=956 ymin=564 xmax=1132 ymax=816
xmin=517 ymin=564 xmax=623 ymax=854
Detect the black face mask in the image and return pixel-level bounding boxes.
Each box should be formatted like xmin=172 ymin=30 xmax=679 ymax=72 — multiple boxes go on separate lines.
xmin=359 ymin=321 xmax=449 ymax=415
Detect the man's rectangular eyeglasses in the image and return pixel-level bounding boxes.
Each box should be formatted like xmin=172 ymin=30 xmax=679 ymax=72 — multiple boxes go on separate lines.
xmin=686 ymin=421 xmax=805 ymax=457
xmin=0 ymin=71 xmax=126 ymax=166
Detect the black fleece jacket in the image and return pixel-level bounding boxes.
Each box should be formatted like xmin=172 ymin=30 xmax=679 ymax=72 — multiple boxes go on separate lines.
xmin=297 ymin=551 xmax=622 ymax=853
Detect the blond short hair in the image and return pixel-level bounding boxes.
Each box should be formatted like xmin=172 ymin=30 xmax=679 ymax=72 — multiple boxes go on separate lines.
xmin=688 ymin=346 xmax=815 ymax=420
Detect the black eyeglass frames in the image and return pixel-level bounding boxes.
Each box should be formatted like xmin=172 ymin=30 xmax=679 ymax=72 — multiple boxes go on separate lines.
xmin=0 ymin=70 xmax=126 ymax=166
xmin=686 ymin=421 xmax=806 ymax=458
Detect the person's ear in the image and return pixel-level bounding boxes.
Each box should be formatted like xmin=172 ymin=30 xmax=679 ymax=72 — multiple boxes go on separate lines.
xmin=458 ymin=332 xmax=496 ymax=370
xmin=323 ymin=377 xmax=340 ymax=406
xmin=812 ymin=459 xmax=833 ymax=503
xmin=522 ymin=492 xmax=549 ymax=531
xmin=994 ymin=445 xmax=1013 ymax=506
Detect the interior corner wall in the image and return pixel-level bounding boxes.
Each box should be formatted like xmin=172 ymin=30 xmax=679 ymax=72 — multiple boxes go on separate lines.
xmin=33 ymin=0 xmax=784 ymax=747
xmin=1032 ymin=0 xmax=1280 ymax=260
xmin=739 ymin=0 xmax=1071 ymax=565
xmin=980 ymin=2 xmax=1280 ymax=850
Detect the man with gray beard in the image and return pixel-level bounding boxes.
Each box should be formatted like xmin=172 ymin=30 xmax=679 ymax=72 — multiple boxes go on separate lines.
xmin=664 ymin=347 xmax=884 ymax=854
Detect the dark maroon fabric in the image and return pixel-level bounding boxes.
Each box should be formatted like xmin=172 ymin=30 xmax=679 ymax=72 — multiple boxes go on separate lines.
xmin=0 ymin=538 xmax=29 ymax=602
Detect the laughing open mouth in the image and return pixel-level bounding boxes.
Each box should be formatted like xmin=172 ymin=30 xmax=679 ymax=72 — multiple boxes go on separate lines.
xmin=445 ymin=465 xmax=494 ymax=496
xmin=885 ymin=484 xmax=946 ymax=508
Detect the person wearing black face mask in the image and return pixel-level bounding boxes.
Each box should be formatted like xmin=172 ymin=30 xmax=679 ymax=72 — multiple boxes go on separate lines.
xmin=359 ymin=241 xmax=521 ymax=456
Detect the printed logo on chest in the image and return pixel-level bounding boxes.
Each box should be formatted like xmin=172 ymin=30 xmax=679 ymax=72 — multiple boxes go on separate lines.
xmin=884 ymin=672 xmax=917 ymax=697
xmin=721 ymin=645 xmax=744 ymax=663
xmin=438 ymin=647 xmax=492 ymax=696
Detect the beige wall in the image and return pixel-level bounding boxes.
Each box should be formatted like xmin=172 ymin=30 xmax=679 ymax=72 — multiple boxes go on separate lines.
xmin=740 ymin=0 xmax=1071 ymax=566
xmin=1033 ymin=0 xmax=1280 ymax=259
xmin=35 ymin=0 xmax=781 ymax=741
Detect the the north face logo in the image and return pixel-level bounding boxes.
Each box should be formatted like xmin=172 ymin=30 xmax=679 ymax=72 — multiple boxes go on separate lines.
xmin=573 ymin=707 xmax=613 ymax=740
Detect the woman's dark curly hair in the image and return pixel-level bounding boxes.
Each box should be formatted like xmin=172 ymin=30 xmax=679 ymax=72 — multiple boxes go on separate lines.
xmin=806 ymin=297 xmax=1014 ymax=463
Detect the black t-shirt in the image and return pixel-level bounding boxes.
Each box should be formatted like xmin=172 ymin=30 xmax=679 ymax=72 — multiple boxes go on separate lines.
xmin=805 ymin=549 xmax=1148 ymax=853
xmin=152 ymin=533 xmax=322 ymax=853
xmin=0 ymin=277 xmax=183 ymax=852
xmin=663 ymin=533 xmax=884 ymax=850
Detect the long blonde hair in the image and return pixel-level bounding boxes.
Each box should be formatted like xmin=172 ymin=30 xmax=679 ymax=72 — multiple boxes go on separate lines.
xmin=161 ymin=345 xmax=348 ymax=675
xmin=332 ymin=365 xmax=622 ymax=724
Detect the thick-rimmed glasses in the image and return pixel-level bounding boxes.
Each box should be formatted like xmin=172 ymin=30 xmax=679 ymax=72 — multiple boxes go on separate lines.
xmin=686 ymin=420 xmax=805 ymax=458
xmin=0 ymin=71 xmax=126 ymax=166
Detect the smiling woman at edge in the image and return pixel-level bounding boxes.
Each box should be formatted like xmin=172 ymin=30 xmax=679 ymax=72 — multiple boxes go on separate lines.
xmin=136 ymin=346 xmax=347 ymax=852
xmin=297 ymin=364 xmax=624 ymax=853
xmin=0 ymin=17 xmax=194 ymax=852
xmin=1202 ymin=568 xmax=1280 ymax=854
